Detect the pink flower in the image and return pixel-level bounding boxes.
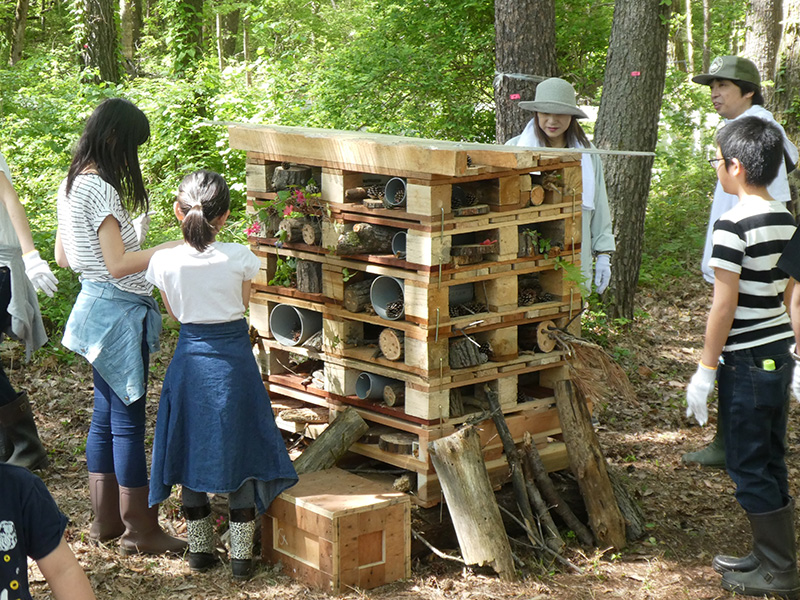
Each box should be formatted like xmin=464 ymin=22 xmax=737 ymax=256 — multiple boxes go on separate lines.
xmin=283 ymin=204 xmax=294 ymax=216
xmin=245 ymin=221 xmax=261 ymax=236
xmin=294 ymin=190 xmax=306 ymax=206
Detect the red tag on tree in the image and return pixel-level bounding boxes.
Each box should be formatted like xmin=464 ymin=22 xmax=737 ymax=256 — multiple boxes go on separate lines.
xmin=509 ymin=93 xmax=521 ymax=100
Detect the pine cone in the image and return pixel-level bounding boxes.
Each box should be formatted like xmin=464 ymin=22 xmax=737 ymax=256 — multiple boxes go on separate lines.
xmin=518 ymin=288 xmax=536 ymax=306
xmin=466 ymin=154 xmax=473 ymax=167
xmin=449 ymin=305 xmax=461 ymax=318
xmin=367 ymin=185 xmax=385 ymax=199
xmin=385 ymin=299 xmax=404 ymax=319
xmin=537 ymin=291 xmax=555 ymax=303
xmin=478 ymin=341 xmax=493 ymax=359
xmin=306 ymin=183 xmax=320 ymax=194
xmin=463 ymin=192 xmax=478 ymax=207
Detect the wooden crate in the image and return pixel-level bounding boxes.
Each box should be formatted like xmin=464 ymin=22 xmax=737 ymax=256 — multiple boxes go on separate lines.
xmin=263 ymin=468 xmax=411 ymax=593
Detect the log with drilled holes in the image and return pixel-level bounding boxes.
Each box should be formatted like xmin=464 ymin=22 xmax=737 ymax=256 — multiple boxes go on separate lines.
xmin=378 ymin=328 xmax=404 ymax=360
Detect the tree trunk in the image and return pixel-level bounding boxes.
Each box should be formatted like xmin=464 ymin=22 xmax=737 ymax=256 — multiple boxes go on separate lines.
xmin=774 ymin=0 xmax=800 ymax=138
xmin=594 ymin=0 xmax=671 ymax=320
xmin=219 ymin=8 xmax=239 ymax=61
xmin=744 ymin=0 xmax=783 ymax=109
xmin=684 ymin=0 xmax=694 ymax=74
xmin=119 ymin=0 xmax=141 ymax=75
xmin=10 ymin=0 xmax=29 ymax=65
xmin=701 ymin=0 xmax=710 ymax=72
xmin=669 ymin=0 xmax=686 ymax=74
xmin=82 ymin=0 xmax=120 ymax=83
xmin=493 ymin=0 xmax=558 ymax=143
xmin=172 ymin=0 xmax=204 ymax=76
xmin=292 ymin=407 xmax=368 ymax=475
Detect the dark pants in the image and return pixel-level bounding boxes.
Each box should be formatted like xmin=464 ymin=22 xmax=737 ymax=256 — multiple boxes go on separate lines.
xmin=0 ymin=266 xmax=18 ymax=407
xmin=720 ymin=338 xmax=792 ymax=514
xmin=85 ymin=321 xmax=150 ymax=487
xmin=182 ymin=480 xmax=256 ymax=511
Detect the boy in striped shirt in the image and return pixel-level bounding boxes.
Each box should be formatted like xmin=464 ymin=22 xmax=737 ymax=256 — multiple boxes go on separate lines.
xmin=685 ymin=116 xmax=798 ymax=599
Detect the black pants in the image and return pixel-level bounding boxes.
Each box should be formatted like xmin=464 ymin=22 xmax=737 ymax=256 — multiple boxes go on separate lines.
xmin=0 ymin=266 xmax=19 ymax=407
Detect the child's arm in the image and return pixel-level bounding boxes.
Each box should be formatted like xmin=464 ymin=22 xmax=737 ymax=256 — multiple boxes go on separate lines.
xmin=242 ymin=279 xmax=252 ymax=311
xmin=701 ymin=267 xmax=740 ymax=368
xmin=158 ymin=288 xmax=177 ymax=321
xmin=36 ymin=537 xmax=97 ymax=600
xmin=98 ymin=215 xmax=180 ymax=278
xmin=54 ymin=229 xmax=70 ymax=269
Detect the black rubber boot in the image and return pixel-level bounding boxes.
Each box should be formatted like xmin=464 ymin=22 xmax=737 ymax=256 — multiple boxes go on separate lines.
xmin=184 ymin=504 xmax=218 ymax=572
xmin=0 ymin=392 xmax=48 ymax=470
xmin=681 ymin=421 xmax=725 ymax=468
xmin=721 ymin=501 xmax=800 ymax=599
xmin=229 ymin=507 xmax=256 ymax=581
xmin=712 ymin=551 xmax=759 ymax=574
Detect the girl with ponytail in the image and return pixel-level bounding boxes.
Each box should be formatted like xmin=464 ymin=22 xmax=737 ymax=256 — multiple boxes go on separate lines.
xmin=145 ymin=169 xmax=297 ymax=580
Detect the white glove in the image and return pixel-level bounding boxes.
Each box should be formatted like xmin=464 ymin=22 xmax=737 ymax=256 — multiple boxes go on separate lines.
xmin=686 ymin=362 xmax=717 ymax=426
xmin=594 ymin=253 xmax=611 ymax=294
xmin=132 ymin=212 xmax=152 ymax=246
xmin=792 ymin=347 xmax=800 ymax=401
xmin=22 ymin=250 xmax=58 ymax=298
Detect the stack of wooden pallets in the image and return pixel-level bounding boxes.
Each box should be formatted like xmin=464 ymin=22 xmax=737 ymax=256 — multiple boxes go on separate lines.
xmin=229 ymin=123 xmax=585 ymax=508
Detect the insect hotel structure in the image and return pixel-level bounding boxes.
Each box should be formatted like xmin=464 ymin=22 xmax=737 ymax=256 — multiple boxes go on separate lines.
xmin=230 ymin=123 xmax=585 ymax=509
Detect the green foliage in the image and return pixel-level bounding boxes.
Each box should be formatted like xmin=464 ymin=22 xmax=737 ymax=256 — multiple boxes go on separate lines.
xmin=642 ymin=68 xmax=717 ymax=288
xmin=269 ymin=257 xmax=297 ymax=287
xmin=555 ymin=0 xmax=613 ymax=98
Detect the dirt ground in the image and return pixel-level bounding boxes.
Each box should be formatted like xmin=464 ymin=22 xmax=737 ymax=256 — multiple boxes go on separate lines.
xmin=18 ymin=277 xmax=781 ymax=599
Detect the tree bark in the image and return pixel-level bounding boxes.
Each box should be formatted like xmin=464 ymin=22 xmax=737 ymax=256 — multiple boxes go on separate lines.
xmin=774 ymin=0 xmax=800 ymax=139
xmin=554 ymin=379 xmax=627 ymax=550
xmin=429 ymin=426 xmax=517 ymax=581
xmin=119 ymin=0 xmax=141 ymax=75
xmin=343 ymin=279 xmax=373 ymax=313
xmin=701 ymin=0 xmax=710 ymax=72
xmin=81 ymin=0 xmax=121 ymax=83
xmin=594 ymin=0 xmax=671 ymax=320
xmin=684 ymin=0 xmax=694 ymax=74
xmin=296 ymin=260 xmax=322 ymax=294
xmin=293 ymin=407 xmax=368 ymax=475
xmin=218 ymin=8 xmax=239 ymax=62
xmin=10 ymin=0 xmax=29 ymax=65
xmin=744 ymin=0 xmax=783 ymax=109
xmin=493 ymin=0 xmax=558 ymax=143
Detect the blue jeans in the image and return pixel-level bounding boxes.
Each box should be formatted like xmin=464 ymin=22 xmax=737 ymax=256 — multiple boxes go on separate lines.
xmin=719 ymin=338 xmax=792 ymax=514
xmin=85 ymin=322 xmax=150 ymax=487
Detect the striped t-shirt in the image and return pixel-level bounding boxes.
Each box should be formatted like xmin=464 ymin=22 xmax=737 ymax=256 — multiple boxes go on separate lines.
xmin=56 ymin=173 xmax=151 ymax=295
xmin=708 ymin=196 xmax=795 ymax=351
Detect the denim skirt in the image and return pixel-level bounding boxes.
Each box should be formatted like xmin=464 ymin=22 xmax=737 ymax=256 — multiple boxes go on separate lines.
xmin=148 ymin=318 xmax=297 ymax=510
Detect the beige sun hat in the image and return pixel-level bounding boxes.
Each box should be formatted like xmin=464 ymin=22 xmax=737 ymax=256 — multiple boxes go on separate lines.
xmin=518 ymin=77 xmax=588 ymax=118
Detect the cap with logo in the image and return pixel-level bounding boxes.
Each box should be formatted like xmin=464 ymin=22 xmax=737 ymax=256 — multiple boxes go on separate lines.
xmin=692 ymin=56 xmax=761 ymax=87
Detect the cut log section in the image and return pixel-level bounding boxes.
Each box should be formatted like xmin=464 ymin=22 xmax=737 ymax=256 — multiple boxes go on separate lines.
xmin=378 ymin=328 xmax=404 ymax=360
xmin=293 ymin=406 xmax=368 ymax=475
xmin=530 ymin=184 xmax=545 ymax=206
xmin=378 ymin=432 xmax=417 ymax=454
xmin=279 ymin=217 xmax=306 ymax=243
xmin=301 ymin=220 xmax=322 ymax=245
xmin=296 ymin=260 xmax=322 ymax=294
xmin=344 ymin=186 xmax=369 ymax=202
xmin=344 ymin=279 xmax=373 ymax=313
xmin=279 ymin=407 xmax=329 ymax=424
xmin=383 ymin=382 xmax=405 ymax=407
xmin=429 ymin=426 xmax=517 ymax=581
xmin=453 ymin=204 xmax=490 ymax=217
xmin=272 ymin=165 xmax=312 ymax=190
xmin=363 ymin=198 xmax=386 ymax=209
xmin=335 ymin=223 xmax=395 ymax=255
xmin=359 ymin=424 xmax=396 ymax=444
xmin=536 ymin=320 xmax=557 ymax=353
xmin=449 ymin=337 xmax=487 ymax=369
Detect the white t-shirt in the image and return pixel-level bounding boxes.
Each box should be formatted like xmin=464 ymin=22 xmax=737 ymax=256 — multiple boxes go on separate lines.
xmin=700 ymin=105 xmax=799 ymax=283
xmin=56 ymin=173 xmax=151 ymax=294
xmin=146 ymin=241 xmax=260 ymax=324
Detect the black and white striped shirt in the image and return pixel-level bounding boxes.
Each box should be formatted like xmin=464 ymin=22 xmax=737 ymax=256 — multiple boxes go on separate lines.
xmin=57 ymin=173 xmax=151 ymax=295
xmin=709 ymin=196 xmax=795 ymax=351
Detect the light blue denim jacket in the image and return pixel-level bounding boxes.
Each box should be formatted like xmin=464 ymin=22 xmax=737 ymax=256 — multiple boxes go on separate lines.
xmin=62 ymin=280 xmax=161 ymax=405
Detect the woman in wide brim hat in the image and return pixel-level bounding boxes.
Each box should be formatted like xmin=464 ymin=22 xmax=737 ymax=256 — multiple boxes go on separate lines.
xmin=506 ymin=77 xmax=616 ymax=295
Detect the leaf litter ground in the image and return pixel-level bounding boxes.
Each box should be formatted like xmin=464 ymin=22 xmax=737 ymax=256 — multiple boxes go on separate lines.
xmin=19 ymin=278 xmax=777 ymax=599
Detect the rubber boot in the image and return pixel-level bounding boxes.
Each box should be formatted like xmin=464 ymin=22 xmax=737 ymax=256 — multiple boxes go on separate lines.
xmin=229 ymin=507 xmax=256 ymax=581
xmin=88 ymin=472 xmax=125 ymax=542
xmin=118 ymin=485 xmax=188 ymax=556
xmin=681 ymin=420 xmax=725 ymax=468
xmin=0 ymin=392 xmax=48 ymax=470
xmin=712 ymin=551 xmax=759 ymax=574
xmin=185 ymin=504 xmax=218 ymax=572
xmin=721 ymin=501 xmax=800 ymax=599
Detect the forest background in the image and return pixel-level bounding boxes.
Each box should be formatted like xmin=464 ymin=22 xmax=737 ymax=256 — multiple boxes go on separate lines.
xmin=0 ymin=0 xmax=787 ymax=352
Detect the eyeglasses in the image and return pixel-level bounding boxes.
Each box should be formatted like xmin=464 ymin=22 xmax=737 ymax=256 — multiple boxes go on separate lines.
xmin=707 ymin=157 xmax=729 ymax=168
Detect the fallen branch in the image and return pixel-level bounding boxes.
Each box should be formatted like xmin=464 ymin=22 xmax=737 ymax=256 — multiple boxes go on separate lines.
xmin=411 ymin=529 xmax=465 ymax=563
xmin=498 ymin=506 xmax=583 ymax=574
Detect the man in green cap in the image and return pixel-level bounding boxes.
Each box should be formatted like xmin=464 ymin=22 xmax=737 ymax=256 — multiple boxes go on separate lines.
xmin=684 ymin=56 xmax=799 ymax=467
